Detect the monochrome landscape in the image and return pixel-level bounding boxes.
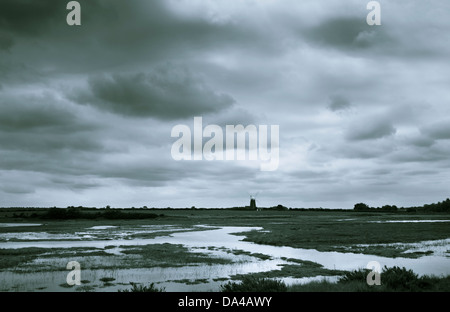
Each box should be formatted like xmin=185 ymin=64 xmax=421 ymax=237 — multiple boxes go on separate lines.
xmin=0 ymin=0 xmax=449 ymax=293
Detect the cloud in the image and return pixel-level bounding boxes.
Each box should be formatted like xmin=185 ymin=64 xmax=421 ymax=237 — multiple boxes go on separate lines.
xmin=328 ymin=95 xmax=351 ymax=112
xmin=0 ymin=91 xmax=103 ymax=155
xmin=421 ymin=120 xmax=450 ymax=140
xmin=0 ymin=90 xmax=107 ymax=179
xmin=346 ymin=117 xmax=396 ymax=141
xmin=72 ymin=65 xmax=235 ymax=119
xmin=0 ymin=0 xmax=264 ymax=77
xmin=0 ymin=0 xmax=61 ymax=36
xmin=1 ymin=184 xmax=35 ymax=195
xmin=388 ymin=145 xmax=450 ymax=163
xmin=0 ymin=31 xmax=13 ymax=51
xmin=306 ymin=17 xmax=390 ymax=50
xmin=0 ymin=0 xmax=449 ymax=208
xmin=0 ymin=93 xmax=80 ymax=132
xmin=403 ymin=134 xmax=435 ymax=148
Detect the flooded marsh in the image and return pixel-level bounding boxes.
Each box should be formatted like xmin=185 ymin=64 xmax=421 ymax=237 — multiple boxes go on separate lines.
xmin=0 ymin=210 xmax=449 ymax=292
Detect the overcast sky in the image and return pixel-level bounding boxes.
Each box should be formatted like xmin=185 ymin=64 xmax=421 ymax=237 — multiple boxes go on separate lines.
xmin=1 ymin=0 xmax=449 ymax=209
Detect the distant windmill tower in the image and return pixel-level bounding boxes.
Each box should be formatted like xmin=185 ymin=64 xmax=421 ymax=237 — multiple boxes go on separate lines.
xmin=250 ymin=196 xmax=257 ymax=210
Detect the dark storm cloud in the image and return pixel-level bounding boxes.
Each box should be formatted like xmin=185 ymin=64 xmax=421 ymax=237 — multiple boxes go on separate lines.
xmin=403 ymin=134 xmax=435 ymax=148
xmin=328 ymin=95 xmax=351 ymax=112
xmin=346 ymin=118 xmax=396 ymax=141
xmin=0 ymin=31 xmax=13 ymax=51
xmin=0 ymin=93 xmax=81 ymax=132
xmin=0 ymin=0 xmax=267 ymax=76
xmin=306 ymin=17 xmax=390 ymax=50
xmin=0 ymin=91 xmax=103 ymax=155
xmin=421 ymin=121 xmax=450 ymax=140
xmin=0 ymin=91 xmax=105 ymax=177
xmin=72 ymin=65 xmax=234 ymax=119
xmin=0 ymin=0 xmax=62 ymax=36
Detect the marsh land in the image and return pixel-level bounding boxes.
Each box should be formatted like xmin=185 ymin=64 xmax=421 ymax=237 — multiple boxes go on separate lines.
xmin=0 ymin=208 xmax=449 ymax=292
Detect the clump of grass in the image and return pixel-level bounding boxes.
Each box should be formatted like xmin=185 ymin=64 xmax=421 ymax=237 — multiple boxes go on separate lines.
xmin=100 ymin=277 xmax=116 ymax=283
xmin=169 ymin=278 xmax=210 ymax=285
xmin=229 ymin=261 xmax=343 ymax=281
xmin=119 ymin=282 xmax=165 ymax=292
xmin=0 ymin=247 xmax=47 ymax=270
xmin=229 ymin=249 xmax=272 ymax=260
xmin=59 ymin=283 xmax=75 ymax=288
xmin=339 ymin=268 xmax=371 ymax=283
xmin=381 ymin=266 xmax=420 ymax=291
xmin=76 ymin=285 xmax=95 ymax=292
xmin=401 ymin=250 xmax=434 ymax=258
xmin=221 ymin=276 xmax=287 ymax=292
xmin=120 ymin=243 xmax=233 ymax=267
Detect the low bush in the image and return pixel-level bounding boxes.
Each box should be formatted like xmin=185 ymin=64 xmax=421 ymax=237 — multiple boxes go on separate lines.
xmin=381 ymin=266 xmax=419 ymax=291
xmin=119 ymin=282 xmax=165 ymax=292
xmin=221 ymin=276 xmax=287 ymax=292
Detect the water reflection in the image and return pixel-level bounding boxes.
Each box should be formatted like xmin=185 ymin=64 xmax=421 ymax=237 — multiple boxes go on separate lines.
xmin=0 ymin=223 xmax=42 ymax=227
xmin=0 ymin=225 xmax=449 ymax=292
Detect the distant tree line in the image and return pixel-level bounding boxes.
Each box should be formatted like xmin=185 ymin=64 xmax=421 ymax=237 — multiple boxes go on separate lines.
xmin=227 ymin=204 xmax=289 ymax=211
xmin=42 ymin=207 xmax=162 ymax=220
xmin=354 ymin=198 xmax=450 ymax=213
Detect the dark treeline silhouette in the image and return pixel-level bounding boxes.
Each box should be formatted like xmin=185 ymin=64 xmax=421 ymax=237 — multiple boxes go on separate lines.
xmin=3 ymin=198 xmax=450 ymax=218
xmin=353 ymin=198 xmax=450 ymax=213
xmin=228 ymin=204 xmax=289 ymax=211
xmin=42 ymin=207 xmax=161 ymax=220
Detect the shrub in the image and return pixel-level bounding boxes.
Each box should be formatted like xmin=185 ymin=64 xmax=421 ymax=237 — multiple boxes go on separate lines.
xmin=381 ymin=266 xmax=419 ymax=291
xmin=338 ymin=266 xmax=424 ymax=291
xmin=339 ymin=268 xmax=371 ymax=283
xmin=119 ymin=282 xmax=165 ymax=292
xmin=221 ymin=276 xmax=287 ymax=292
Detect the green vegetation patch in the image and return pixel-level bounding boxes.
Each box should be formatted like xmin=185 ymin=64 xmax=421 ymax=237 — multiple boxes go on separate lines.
xmin=238 ymin=213 xmax=450 ymax=256
xmin=0 ymin=247 xmax=48 ymax=270
xmin=221 ymin=276 xmax=287 ymax=292
xmin=120 ymin=243 xmax=233 ymax=267
xmin=230 ymin=260 xmax=343 ymax=281
xmin=0 ymin=247 xmax=118 ymax=271
xmin=329 ymin=244 xmax=436 ymax=259
xmin=119 ymin=282 xmax=165 ymax=292
xmin=227 ymin=249 xmax=272 ymax=260
xmin=168 ymin=278 xmax=210 ymax=285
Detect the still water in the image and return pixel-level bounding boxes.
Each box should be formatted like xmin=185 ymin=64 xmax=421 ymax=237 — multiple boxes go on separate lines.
xmin=0 ymin=224 xmax=449 ymax=291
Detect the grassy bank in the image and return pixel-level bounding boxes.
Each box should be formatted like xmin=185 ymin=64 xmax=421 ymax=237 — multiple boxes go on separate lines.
xmin=220 ymin=267 xmax=450 ymax=292
xmin=289 ymin=266 xmax=450 ymax=292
